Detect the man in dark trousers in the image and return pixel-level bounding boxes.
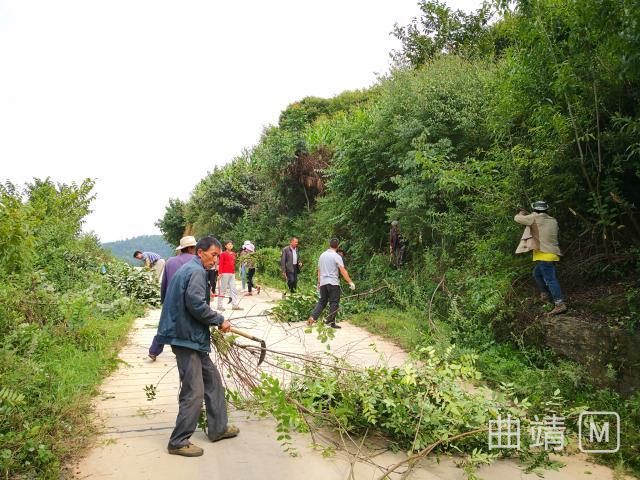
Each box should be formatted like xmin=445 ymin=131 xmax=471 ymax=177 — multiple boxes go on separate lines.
xmin=307 ymin=238 xmax=355 ymax=329
xmin=389 ymin=220 xmax=405 ymax=267
xmin=156 ymin=236 xmax=239 ymax=457
xmin=148 ymin=236 xmax=198 ymax=361
xmin=280 ymin=236 xmax=303 ymax=294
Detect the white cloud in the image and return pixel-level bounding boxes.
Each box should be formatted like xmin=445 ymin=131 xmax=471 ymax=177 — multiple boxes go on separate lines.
xmin=0 ymin=0 xmax=483 ymax=242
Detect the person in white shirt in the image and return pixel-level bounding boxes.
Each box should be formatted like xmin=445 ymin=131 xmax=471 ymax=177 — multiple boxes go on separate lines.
xmin=307 ymin=238 xmax=355 ymax=329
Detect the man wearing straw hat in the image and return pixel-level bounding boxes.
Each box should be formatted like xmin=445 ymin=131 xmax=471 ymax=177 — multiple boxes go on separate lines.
xmin=148 ymin=235 xmax=197 ymax=361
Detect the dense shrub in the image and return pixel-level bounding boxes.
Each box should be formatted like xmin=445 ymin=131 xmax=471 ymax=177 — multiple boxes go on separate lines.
xmin=0 ymin=180 xmax=157 ymax=478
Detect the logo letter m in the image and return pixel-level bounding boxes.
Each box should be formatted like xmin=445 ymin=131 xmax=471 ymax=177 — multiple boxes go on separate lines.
xmin=589 ymin=420 xmax=609 ymax=443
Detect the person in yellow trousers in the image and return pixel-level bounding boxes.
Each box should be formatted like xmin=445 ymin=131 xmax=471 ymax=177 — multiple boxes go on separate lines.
xmin=515 ymin=200 xmax=568 ymax=316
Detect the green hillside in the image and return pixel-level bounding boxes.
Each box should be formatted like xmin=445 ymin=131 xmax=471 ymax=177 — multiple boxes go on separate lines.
xmin=157 ymin=0 xmax=640 ymax=474
xmin=102 ymin=234 xmax=175 ymax=264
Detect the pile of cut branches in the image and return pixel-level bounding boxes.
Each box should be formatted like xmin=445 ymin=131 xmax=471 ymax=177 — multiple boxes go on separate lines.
xmin=147 ymin=317 xmax=577 ymax=479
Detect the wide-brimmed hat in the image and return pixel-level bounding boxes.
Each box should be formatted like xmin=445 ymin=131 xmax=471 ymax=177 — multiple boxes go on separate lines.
xmin=243 ymin=240 xmax=255 ymax=252
xmin=531 ymin=200 xmax=549 ymax=211
xmin=176 ymin=235 xmax=197 ymax=251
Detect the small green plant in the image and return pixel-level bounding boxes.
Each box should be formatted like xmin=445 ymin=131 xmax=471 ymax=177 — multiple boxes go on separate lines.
xmin=304 ymin=320 xmax=336 ymax=346
xmin=143 ymin=384 xmax=157 ymax=401
xmin=270 ymin=290 xmax=318 ymax=322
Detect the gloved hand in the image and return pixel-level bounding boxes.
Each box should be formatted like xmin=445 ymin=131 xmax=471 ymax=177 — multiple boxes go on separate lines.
xmin=349 ymin=282 xmax=356 ymax=290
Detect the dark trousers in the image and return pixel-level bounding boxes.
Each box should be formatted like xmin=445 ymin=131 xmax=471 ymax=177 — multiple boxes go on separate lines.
xmin=208 ymin=269 xmax=218 ymax=294
xmin=286 ymin=271 xmax=298 ymax=293
xmin=168 ymin=346 xmax=228 ymax=449
xmin=533 ymin=261 xmax=564 ymax=304
xmin=391 ymin=245 xmax=406 ymax=267
xmin=247 ymin=268 xmax=256 ymax=293
xmin=310 ymin=284 xmax=341 ymax=325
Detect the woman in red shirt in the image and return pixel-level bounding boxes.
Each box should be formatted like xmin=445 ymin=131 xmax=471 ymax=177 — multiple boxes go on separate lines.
xmin=217 ymin=241 xmax=243 ymax=311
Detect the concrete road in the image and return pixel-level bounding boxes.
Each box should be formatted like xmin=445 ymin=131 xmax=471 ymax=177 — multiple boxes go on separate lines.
xmin=72 ymin=285 xmax=629 ymax=480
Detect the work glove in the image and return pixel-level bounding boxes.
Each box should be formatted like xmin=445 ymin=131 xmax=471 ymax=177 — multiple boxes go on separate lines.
xmin=349 ymin=282 xmax=356 ymax=290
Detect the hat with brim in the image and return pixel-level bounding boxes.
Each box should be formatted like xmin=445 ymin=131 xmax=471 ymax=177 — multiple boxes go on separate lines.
xmin=531 ymin=201 xmax=549 ymax=211
xmin=176 ymin=235 xmax=197 ymax=251
xmin=244 ymin=241 xmax=255 ymax=252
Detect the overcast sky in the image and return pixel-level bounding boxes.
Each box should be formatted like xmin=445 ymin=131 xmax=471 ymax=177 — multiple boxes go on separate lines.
xmin=0 ymin=0 xmax=482 ymax=243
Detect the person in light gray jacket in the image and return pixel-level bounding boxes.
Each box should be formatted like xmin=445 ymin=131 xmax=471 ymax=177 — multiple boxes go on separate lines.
xmin=514 ymin=200 xmax=567 ymax=316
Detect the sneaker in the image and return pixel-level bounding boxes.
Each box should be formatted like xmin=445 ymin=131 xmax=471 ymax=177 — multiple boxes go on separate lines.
xmin=245 ymin=292 xmax=253 ymax=296
xmin=256 ymin=286 xmax=261 ymax=295
xmin=327 ymin=323 xmax=342 ymax=329
xmin=168 ymin=442 xmax=203 ymax=457
xmin=148 ymin=354 xmax=157 ymax=361
xmin=545 ymin=303 xmax=568 ymax=316
xmin=539 ymin=292 xmax=550 ymax=302
xmin=210 ymin=424 xmax=240 ymax=443
xmin=232 ymin=306 xmax=244 ymax=311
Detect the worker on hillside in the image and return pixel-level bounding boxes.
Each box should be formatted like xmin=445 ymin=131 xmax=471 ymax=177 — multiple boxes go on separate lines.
xmin=307 ymin=238 xmax=355 ymax=329
xmin=148 ymin=236 xmax=197 ymax=361
xmin=515 ymin=201 xmax=567 ymax=316
xmin=133 ymin=250 xmax=166 ymax=283
xmin=156 ymin=236 xmax=239 ymax=457
xmin=389 ymin=220 xmax=405 ymax=267
xmin=280 ymin=236 xmax=303 ymax=294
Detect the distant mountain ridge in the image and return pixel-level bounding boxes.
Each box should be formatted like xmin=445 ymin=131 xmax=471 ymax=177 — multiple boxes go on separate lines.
xmin=102 ymin=235 xmax=175 ymax=265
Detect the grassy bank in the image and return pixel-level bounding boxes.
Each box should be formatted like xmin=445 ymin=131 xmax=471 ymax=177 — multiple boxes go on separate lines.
xmin=347 ymin=308 xmax=427 ymax=351
xmin=1 ymin=305 xmax=143 ymax=478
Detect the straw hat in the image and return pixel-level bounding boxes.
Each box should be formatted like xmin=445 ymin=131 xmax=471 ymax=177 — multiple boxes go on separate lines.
xmin=176 ymin=235 xmax=197 ymax=251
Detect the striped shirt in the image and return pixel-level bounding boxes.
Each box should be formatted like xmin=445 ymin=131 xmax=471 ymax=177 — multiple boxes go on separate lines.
xmin=142 ymin=251 xmax=161 ymax=265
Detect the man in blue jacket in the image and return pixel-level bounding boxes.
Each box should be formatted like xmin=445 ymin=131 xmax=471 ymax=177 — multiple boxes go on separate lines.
xmin=156 ymin=236 xmax=239 ymax=457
